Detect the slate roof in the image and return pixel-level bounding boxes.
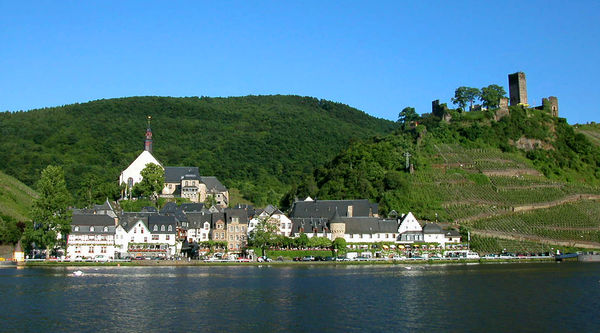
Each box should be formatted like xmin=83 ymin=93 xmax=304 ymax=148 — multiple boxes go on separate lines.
xmin=291 ymin=217 xmax=330 ymax=233
xmin=180 ymin=203 xmax=205 ymax=212
xmin=148 ymin=215 xmax=177 ymax=234
xmin=71 ymin=214 xmax=116 ymax=234
xmin=342 ymin=217 xmax=399 ymax=234
xmin=186 ymin=211 xmax=212 ymax=229
xmin=289 ymin=199 xmax=378 ymax=219
xmin=164 ymin=167 xmax=200 ymax=183
xmin=118 ymin=212 xmax=155 ymax=232
xmin=200 ymin=176 xmax=227 ymax=192
xmin=423 ymin=223 xmax=443 ymax=234
xmin=445 ymin=229 xmax=461 ymax=237
xmin=224 ymin=208 xmax=249 ymax=224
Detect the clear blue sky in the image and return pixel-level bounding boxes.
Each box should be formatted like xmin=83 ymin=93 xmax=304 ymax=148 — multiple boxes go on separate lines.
xmin=1 ymin=1 xmax=599 ymax=124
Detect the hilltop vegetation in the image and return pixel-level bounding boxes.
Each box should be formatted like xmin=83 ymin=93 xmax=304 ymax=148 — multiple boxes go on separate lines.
xmin=287 ymin=104 xmax=600 ymax=249
xmin=0 ymin=170 xmax=36 ymax=221
xmin=0 ymin=95 xmax=395 ymax=206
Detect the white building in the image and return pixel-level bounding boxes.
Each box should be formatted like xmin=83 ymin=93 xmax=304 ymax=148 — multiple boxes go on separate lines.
xmin=115 ymin=213 xmax=177 ymax=258
xmin=67 ymin=214 xmax=117 ymax=260
xmin=249 ymin=205 xmax=293 ymax=237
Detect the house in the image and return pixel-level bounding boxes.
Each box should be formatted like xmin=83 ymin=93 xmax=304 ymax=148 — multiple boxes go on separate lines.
xmin=186 ymin=210 xmax=212 ymax=243
xmin=115 ymin=213 xmax=177 ymax=258
xmin=224 ymin=208 xmax=249 ymax=253
xmin=249 ymin=205 xmax=292 ymax=237
xmin=67 ymin=214 xmax=117 ymax=260
xmin=444 ymin=229 xmax=462 ymax=244
xmin=329 ymin=213 xmax=398 ymax=243
xmin=423 ymin=223 xmax=446 ymax=246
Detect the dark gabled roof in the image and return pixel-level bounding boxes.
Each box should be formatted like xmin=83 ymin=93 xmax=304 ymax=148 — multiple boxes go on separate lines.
xmin=291 ymin=217 xmax=329 ymax=233
xmin=118 ymin=212 xmax=155 ymax=232
xmin=160 ymin=202 xmax=179 ymax=214
xmin=211 ymin=213 xmax=225 ymax=228
xmin=338 ymin=217 xmax=398 ymax=234
xmin=199 ymin=176 xmax=227 ymax=192
xmin=445 ymin=229 xmax=461 ymax=237
xmin=423 ymin=223 xmax=443 ymax=234
xmin=71 ymin=214 xmax=115 ymax=234
xmin=164 ymin=167 xmax=200 ymax=183
xmin=142 ymin=206 xmax=158 ymax=213
xmin=186 ymin=211 xmax=212 ymax=228
xmin=148 ymin=215 xmax=177 ymax=234
xmin=289 ymin=199 xmax=378 ymax=219
xmin=72 ymin=214 xmax=115 ymax=226
xmin=180 ymin=203 xmax=205 ymax=212
xmin=224 ymin=208 xmax=249 ymax=224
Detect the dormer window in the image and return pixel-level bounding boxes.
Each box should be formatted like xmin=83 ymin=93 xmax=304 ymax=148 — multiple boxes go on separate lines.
xmin=90 ymin=226 xmax=95 ymax=232
xmin=153 ymin=225 xmax=158 ymax=231
xmin=103 ymin=226 xmax=109 ymax=232
xmin=168 ymin=225 xmax=173 ymax=232
xmin=74 ymin=226 xmax=79 ymax=232
xmin=161 ymin=225 xmax=165 ymax=231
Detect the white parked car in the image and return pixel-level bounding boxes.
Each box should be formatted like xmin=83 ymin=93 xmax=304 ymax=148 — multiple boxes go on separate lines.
xmin=94 ymin=255 xmax=110 ymax=262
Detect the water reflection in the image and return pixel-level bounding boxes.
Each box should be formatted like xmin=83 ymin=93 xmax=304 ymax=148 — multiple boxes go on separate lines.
xmin=1 ymin=263 xmax=599 ymax=332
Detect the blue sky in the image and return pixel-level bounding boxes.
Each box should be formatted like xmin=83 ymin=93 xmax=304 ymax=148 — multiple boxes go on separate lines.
xmin=1 ymin=1 xmax=598 ymax=124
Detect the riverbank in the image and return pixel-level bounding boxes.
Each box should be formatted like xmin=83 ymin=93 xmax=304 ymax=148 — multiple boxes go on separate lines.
xmin=20 ymin=257 xmax=556 ymax=267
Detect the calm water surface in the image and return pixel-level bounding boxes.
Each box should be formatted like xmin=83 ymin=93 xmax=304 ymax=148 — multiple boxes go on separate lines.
xmin=1 ymin=262 xmax=599 ymax=332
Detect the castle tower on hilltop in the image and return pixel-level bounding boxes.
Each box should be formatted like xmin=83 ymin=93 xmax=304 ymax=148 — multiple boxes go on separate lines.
xmin=508 ymin=72 xmax=528 ymax=106
xmin=144 ymin=115 xmax=153 ymax=153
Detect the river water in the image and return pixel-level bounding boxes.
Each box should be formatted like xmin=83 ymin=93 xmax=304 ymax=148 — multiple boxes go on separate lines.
xmin=1 ymin=262 xmax=599 ymax=332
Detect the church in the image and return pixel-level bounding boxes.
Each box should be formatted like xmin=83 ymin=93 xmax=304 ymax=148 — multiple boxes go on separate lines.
xmin=119 ymin=116 xmax=229 ymax=206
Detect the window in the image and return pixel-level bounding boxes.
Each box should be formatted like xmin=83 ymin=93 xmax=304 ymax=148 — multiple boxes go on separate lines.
xmin=152 ymin=235 xmax=159 ymax=240
xmin=166 ymin=235 xmax=170 ymax=240
xmin=230 ymin=235 xmax=233 ymax=241
xmin=144 ymin=237 xmax=147 ymax=243
xmin=104 ymin=226 xmax=109 ymax=232
xmin=168 ymin=225 xmax=172 ymax=232
xmin=232 ymin=217 xmax=239 ymax=223
xmin=229 ymin=226 xmax=233 ymax=232
xmin=153 ymin=225 xmax=158 ymax=231
xmin=134 ymin=228 xmax=136 ymax=233
xmin=221 ymin=232 xmax=224 ymax=239
xmin=89 ymin=246 xmax=94 ymax=254
xmin=74 ymin=226 xmax=79 ymax=232
xmin=90 ymin=226 xmax=95 ymax=232
xmin=161 ymin=225 xmax=165 ymax=231
xmin=235 ymin=226 xmax=239 ymax=232
xmin=141 ymin=228 xmax=144 ymax=234
xmin=101 ymin=246 xmax=107 ymax=253
xmin=130 ymin=237 xmax=134 ymax=242
xmin=204 ymin=223 xmax=209 ymax=230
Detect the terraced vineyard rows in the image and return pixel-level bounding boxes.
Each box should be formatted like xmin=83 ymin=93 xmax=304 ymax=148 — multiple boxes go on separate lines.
xmin=464 ymin=201 xmax=600 ymax=244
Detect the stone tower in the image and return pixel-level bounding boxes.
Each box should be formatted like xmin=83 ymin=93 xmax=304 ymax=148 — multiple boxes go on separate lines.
xmin=508 ymin=72 xmax=528 ymax=106
xmin=144 ymin=115 xmax=153 ymax=153
xmin=542 ymin=96 xmax=559 ymax=117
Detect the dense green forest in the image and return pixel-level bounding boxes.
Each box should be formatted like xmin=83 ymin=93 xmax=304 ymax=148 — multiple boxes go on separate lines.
xmin=0 ymin=95 xmax=395 ymax=206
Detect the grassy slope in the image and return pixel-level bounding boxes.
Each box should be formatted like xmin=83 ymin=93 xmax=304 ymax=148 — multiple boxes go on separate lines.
xmin=0 ymin=170 xmax=36 ymax=220
xmin=576 ymin=123 xmax=600 ymax=147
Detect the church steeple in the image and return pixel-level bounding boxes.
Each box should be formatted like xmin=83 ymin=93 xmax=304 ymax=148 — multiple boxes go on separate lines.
xmin=144 ymin=115 xmax=153 ymax=153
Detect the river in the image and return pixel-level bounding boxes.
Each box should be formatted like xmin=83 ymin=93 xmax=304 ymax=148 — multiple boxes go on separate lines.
xmin=1 ymin=262 xmax=599 ymax=332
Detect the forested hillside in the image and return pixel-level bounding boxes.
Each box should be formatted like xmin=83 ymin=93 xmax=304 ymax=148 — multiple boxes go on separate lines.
xmin=0 ymin=95 xmax=395 ymax=206
xmin=286 ymin=105 xmax=600 ymax=250
xmin=0 ymin=170 xmax=36 ymax=221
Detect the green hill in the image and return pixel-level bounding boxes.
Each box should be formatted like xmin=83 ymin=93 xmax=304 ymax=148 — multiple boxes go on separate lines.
xmin=288 ymin=105 xmax=600 ymax=251
xmin=576 ymin=123 xmax=600 ymax=147
xmin=0 ymin=170 xmax=36 ymax=221
xmin=0 ymin=95 xmax=395 ymax=206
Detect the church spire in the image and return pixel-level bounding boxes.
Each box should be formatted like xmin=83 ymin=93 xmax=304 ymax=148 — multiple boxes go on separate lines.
xmin=144 ymin=115 xmax=153 ymax=153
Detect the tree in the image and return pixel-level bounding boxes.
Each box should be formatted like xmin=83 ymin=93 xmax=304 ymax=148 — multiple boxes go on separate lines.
xmin=398 ymin=107 xmax=419 ymax=124
xmin=26 ymin=165 xmax=72 ymax=255
xmin=133 ymin=163 xmax=164 ymax=206
xmin=332 ymin=237 xmax=347 ymax=255
xmin=295 ymin=233 xmax=309 ymax=249
xmin=204 ymin=194 xmax=217 ymax=207
xmin=248 ymin=218 xmax=278 ymax=256
xmin=452 ymin=87 xmax=481 ymax=111
xmin=480 ymin=84 xmax=507 ymax=108
xmin=0 ymin=215 xmax=25 ymax=245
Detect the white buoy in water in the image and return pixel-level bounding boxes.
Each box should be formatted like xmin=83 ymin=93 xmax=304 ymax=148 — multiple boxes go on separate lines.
xmin=405 ymin=266 xmax=412 ymax=270
xmin=73 ymin=270 xmax=84 ymax=276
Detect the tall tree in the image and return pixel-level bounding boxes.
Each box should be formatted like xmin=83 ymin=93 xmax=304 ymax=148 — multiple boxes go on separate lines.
xmin=133 ymin=163 xmax=164 ymax=206
xmin=480 ymin=84 xmax=507 ymax=108
xmin=398 ymin=107 xmax=419 ymax=124
xmin=248 ymin=218 xmax=278 ymax=256
xmin=452 ymin=86 xmax=481 ymax=111
xmin=26 ymin=165 xmax=72 ymax=255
